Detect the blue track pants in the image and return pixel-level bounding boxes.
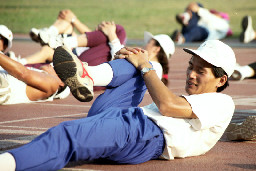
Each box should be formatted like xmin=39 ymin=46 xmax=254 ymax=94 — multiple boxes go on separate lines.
xmin=9 ymin=59 xmax=165 ymax=171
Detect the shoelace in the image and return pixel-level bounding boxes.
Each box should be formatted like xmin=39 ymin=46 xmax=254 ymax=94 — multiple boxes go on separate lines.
xmin=80 ymin=61 xmax=94 ymax=84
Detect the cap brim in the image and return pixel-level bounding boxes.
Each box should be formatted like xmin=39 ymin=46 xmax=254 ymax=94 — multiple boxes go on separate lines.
xmin=183 ymin=48 xmax=197 ymax=56
xmin=144 ymin=31 xmax=154 ymax=44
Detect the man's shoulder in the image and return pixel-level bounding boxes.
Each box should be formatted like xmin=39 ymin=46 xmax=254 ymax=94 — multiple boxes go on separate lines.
xmin=183 ymin=92 xmax=234 ymax=105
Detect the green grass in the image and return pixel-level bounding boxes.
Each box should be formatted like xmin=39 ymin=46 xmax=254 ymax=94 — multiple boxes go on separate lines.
xmin=0 ymin=0 xmax=256 ymax=39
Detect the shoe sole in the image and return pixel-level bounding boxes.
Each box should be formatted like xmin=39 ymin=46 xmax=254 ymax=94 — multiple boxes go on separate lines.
xmin=240 ymin=16 xmax=253 ymax=43
xmin=29 ymin=31 xmax=40 ymax=43
xmin=226 ymin=116 xmax=256 ymax=141
xmin=53 ymin=46 xmax=93 ymax=102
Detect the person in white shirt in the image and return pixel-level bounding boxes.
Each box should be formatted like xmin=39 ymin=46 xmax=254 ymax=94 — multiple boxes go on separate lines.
xmin=0 ymin=39 xmax=236 ymax=171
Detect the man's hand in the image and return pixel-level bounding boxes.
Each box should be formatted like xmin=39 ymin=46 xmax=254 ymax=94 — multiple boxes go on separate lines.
xmin=58 ymin=9 xmax=77 ymax=23
xmin=115 ymin=47 xmax=151 ymax=70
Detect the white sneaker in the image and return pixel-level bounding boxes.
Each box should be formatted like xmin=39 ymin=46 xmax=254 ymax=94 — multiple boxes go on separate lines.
xmin=240 ymin=16 xmax=255 ymax=43
xmin=230 ymin=70 xmax=244 ymax=81
xmin=39 ymin=28 xmax=59 ymax=46
xmin=29 ymin=27 xmax=47 ymax=43
xmin=0 ymin=75 xmax=11 ymax=104
xmin=230 ymin=64 xmax=244 ymax=80
xmin=53 ymin=46 xmax=94 ymax=102
xmin=226 ymin=116 xmax=256 ymax=141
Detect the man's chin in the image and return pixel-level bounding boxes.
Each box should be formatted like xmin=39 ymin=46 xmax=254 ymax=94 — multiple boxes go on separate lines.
xmin=185 ymin=86 xmax=195 ymax=95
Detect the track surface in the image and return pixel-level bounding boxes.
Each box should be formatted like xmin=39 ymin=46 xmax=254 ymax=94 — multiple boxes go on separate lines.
xmin=0 ymin=36 xmax=256 ymax=170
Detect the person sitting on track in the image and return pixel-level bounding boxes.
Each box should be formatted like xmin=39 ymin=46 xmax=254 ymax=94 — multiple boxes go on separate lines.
xmin=15 ymin=9 xmax=126 ymax=67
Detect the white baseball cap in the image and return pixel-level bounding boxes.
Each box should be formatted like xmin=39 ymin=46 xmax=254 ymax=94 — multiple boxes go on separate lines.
xmin=0 ymin=25 xmax=13 ymax=51
xmin=183 ymin=40 xmax=236 ymax=77
xmin=144 ymin=31 xmax=175 ymax=59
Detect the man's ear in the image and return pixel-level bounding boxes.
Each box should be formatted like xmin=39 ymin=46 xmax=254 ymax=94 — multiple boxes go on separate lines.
xmin=217 ymin=75 xmax=228 ymax=88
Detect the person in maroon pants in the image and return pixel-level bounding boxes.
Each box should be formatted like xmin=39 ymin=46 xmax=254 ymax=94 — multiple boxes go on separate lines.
xmin=18 ymin=9 xmax=126 ymax=67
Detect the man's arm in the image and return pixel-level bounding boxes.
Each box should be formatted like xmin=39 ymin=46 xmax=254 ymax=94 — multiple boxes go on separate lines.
xmin=116 ymin=47 xmax=197 ymax=119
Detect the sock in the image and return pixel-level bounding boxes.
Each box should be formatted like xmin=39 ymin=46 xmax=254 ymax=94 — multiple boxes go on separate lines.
xmin=48 ymin=26 xmax=59 ymax=35
xmin=63 ymin=36 xmax=78 ymax=49
xmin=87 ymin=63 xmax=113 ymax=86
xmin=240 ymin=66 xmax=255 ymax=78
xmin=0 ymin=152 xmax=16 ymax=171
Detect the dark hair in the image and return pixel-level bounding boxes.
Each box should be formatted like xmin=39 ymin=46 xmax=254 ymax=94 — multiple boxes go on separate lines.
xmin=154 ymin=40 xmax=170 ymax=86
xmin=212 ymin=66 xmax=229 ymax=92
xmin=0 ymin=35 xmax=8 ymax=50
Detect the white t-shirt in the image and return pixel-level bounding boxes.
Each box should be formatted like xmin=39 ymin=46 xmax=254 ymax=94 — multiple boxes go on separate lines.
xmin=197 ymin=8 xmax=229 ymax=40
xmin=151 ymin=61 xmax=163 ymax=79
xmin=141 ymin=92 xmax=235 ymax=160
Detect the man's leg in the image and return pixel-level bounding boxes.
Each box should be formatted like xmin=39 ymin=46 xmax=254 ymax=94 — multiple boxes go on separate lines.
xmin=53 ymin=46 xmax=147 ymax=114
xmin=6 ymin=107 xmax=164 ymax=170
xmin=88 ymin=59 xmax=147 ymax=116
xmin=183 ymin=26 xmax=209 ymax=42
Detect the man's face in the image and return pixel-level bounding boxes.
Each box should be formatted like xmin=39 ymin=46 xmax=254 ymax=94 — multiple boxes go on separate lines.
xmin=185 ymin=55 xmax=221 ymax=95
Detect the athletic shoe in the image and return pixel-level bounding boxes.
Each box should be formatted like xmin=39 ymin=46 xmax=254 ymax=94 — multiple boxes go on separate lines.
xmin=54 ymin=86 xmax=70 ymax=99
xmin=0 ymin=75 xmax=11 ymax=104
xmin=239 ymin=16 xmax=255 ymax=43
xmin=171 ymin=30 xmax=185 ymax=44
xmin=230 ymin=70 xmax=243 ymax=81
xmin=53 ymin=46 xmax=94 ymax=102
xmin=29 ymin=27 xmax=50 ymax=44
xmin=29 ymin=28 xmax=40 ymax=43
xmin=38 ymin=28 xmax=59 ymax=46
xmin=226 ymin=116 xmax=256 ymax=141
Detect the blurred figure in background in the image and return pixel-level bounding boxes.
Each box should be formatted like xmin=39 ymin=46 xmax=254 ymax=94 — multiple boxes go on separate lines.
xmin=171 ymin=2 xmax=232 ymax=44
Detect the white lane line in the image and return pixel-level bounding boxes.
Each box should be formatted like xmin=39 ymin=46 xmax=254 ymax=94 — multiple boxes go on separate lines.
xmin=0 ymin=125 xmax=48 ymax=130
xmin=33 ymin=103 xmax=91 ymax=108
xmin=0 ymin=113 xmax=87 ymax=124
xmin=235 ymin=109 xmax=256 ymax=114
xmin=0 ymin=129 xmax=44 ymax=135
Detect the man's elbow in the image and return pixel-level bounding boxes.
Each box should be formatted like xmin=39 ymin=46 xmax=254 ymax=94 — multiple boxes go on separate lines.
xmin=158 ymin=102 xmax=174 ymax=116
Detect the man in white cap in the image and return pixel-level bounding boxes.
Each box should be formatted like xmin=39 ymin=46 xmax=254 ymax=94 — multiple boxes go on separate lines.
xmin=0 ymin=40 xmax=236 ymax=170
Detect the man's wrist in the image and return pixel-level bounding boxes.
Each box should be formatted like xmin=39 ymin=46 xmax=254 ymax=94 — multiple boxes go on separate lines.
xmin=141 ymin=67 xmax=155 ymax=76
xmin=138 ymin=62 xmax=152 ymax=71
